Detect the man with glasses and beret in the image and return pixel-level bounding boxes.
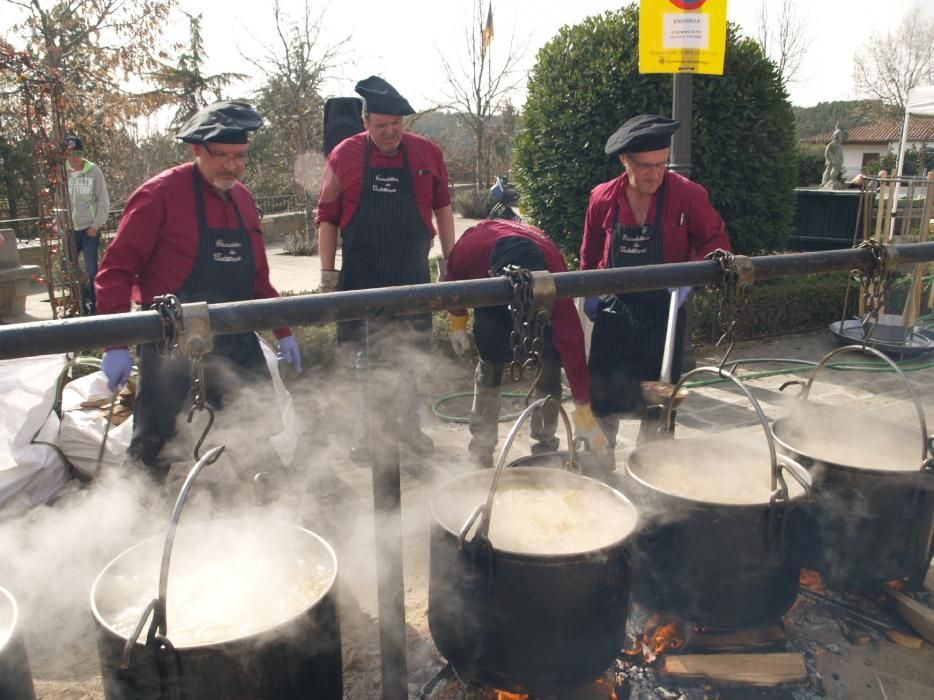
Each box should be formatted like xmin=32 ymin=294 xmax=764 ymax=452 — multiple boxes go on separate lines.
xmin=580 ymin=114 xmax=730 ymax=451
xmin=64 ymin=134 xmax=110 ymax=314
xmin=316 ymin=76 xmax=456 ymax=464
xmin=95 ymin=101 xmax=302 ymax=481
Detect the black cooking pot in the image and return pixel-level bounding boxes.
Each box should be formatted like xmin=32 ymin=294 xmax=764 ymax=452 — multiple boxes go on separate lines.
xmin=622 ymin=367 xmax=812 ymax=629
xmin=0 ymin=586 xmax=37 ymax=700
xmin=428 ymin=398 xmax=638 ymax=693
xmin=90 ymin=447 xmax=342 ymax=700
xmin=772 ymin=345 xmax=934 ymax=589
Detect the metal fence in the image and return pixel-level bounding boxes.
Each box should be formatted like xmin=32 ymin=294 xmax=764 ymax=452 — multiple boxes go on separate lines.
xmin=0 ymin=194 xmax=311 ymax=241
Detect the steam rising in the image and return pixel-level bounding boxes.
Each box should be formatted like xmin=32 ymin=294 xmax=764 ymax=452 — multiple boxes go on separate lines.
xmin=628 ymin=433 xmax=807 ymax=504
xmin=776 ymin=401 xmax=925 ymax=471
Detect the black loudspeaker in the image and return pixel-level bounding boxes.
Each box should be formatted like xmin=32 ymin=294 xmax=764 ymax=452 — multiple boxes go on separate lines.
xmin=323 ymin=97 xmax=365 ymax=156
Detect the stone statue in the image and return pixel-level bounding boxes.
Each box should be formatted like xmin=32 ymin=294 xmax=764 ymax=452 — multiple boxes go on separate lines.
xmin=820 ymin=123 xmax=847 ymax=190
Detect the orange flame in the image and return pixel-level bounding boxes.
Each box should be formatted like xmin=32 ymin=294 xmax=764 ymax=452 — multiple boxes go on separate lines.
xmin=799 ymin=568 xmax=826 ymax=593
xmin=494 ymin=693 xmax=527 ymax=700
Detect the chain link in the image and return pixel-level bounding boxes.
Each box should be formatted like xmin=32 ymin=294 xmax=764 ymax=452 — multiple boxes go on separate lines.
xmin=152 ymin=295 xmax=185 ymax=357
xmin=504 ymin=266 xmax=549 ymax=394
xmin=852 ymin=239 xmax=896 ymax=347
xmin=705 ymin=250 xmax=754 ymax=370
xmin=152 ymin=295 xmax=215 ymax=459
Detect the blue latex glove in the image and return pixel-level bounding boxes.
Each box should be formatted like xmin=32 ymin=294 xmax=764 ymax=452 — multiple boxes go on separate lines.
xmin=277 ymin=335 xmax=302 ymax=374
xmin=101 ymin=349 xmax=132 ymax=392
xmin=583 ymin=296 xmax=602 ymax=322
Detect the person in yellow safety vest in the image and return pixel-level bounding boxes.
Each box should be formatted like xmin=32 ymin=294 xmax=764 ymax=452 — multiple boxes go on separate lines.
xmin=64 ymin=134 xmax=110 ymax=314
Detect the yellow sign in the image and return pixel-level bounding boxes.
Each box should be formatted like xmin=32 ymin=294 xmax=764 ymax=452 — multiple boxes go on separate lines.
xmin=639 ymin=0 xmax=727 ymax=75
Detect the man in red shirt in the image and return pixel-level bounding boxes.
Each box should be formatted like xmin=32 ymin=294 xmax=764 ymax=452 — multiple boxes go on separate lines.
xmin=580 ymin=114 xmax=730 ymax=447
xmin=316 ymin=76 xmax=456 ymax=464
xmin=446 ymin=220 xmax=607 ymax=468
xmin=96 ymin=101 xmax=301 ymax=481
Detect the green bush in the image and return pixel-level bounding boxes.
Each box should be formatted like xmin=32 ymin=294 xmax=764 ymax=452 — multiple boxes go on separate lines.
xmin=692 ymin=272 xmax=855 ymax=343
xmin=798 ymin=145 xmax=825 ymax=187
xmin=514 ymin=3 xmax=797 ymax=258
xmin=454 ymin=188 xmax=493 ymax=219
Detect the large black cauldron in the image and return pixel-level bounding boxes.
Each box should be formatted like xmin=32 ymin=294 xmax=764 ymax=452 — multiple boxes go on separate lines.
xmin=90 ymin=448 xmax=341 ymax=700
xmin=623 ymin=367 xmax=812 ymax=629
xmin=0 ymin=586 xmax=37 ymax=700
xmin=428 ymin=398 xmax=638 ymax=693
xmin=772 ymin=345 xmax=934 ymax=589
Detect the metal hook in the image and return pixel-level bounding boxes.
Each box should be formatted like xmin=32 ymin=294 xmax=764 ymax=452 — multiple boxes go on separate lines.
xmin=186 ymin=403 xmax=215 ymax=461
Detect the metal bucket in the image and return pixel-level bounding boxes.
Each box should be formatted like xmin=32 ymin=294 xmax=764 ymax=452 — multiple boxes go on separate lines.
xmin=623 ymin=367 xmax=812 ymax=628
xmin=428 ymin=398 xmax=638 ymax=693
xmin=772 ymin=345 xmax=934 ymax=589
xmin=90 ymin=447 xmax=342 ymax=699
xmin=0 ymin=586 xmax=37 ymax=700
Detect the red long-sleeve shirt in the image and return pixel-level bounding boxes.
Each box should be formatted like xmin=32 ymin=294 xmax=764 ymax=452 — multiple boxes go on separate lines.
xmin=580 ymin=170 xmax=730 ymax=271
xmin=95 ymin=162 xmax=289 ymax=338
xmin=446 ymin=220 xmax=591 ymax=405
xmin=315 ymin=131 xmax=451 ymax=234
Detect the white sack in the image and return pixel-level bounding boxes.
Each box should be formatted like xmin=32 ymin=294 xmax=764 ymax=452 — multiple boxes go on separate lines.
xmin=58 ymin=371 xmax=134 ymax=479
xmin=0 ymin=354 xmax=69 ymax=512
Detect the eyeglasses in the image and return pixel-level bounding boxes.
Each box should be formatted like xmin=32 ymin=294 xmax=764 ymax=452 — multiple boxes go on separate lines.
xmin=202 ymin=144 xmax=249 ymax=165
xmin=627 ymin=157 xmax=669 ymax=174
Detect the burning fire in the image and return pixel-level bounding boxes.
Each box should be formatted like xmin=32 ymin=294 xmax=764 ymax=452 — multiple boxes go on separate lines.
xmin=623 ymin=614 xmax=686 ymax=664
xmin=799 ymin=568 xmax=826 ymax=593
xmin=491 ymin=677 xmax=618 ymax=699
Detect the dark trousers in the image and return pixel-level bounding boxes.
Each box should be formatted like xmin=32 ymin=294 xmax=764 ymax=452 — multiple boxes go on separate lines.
xmin=70 ymin=228 xmax=99 ymax=312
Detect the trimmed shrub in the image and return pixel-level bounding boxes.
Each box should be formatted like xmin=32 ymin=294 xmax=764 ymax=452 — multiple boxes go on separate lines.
xmin=454 ymin=188 xmax=494 ymax=219
xmin=514 ymin=3 xmax=797 ymax=259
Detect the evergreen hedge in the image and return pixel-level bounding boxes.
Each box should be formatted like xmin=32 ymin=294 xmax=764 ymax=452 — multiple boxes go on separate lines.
xmin=514 ymin=3 xmax=797 ymax=260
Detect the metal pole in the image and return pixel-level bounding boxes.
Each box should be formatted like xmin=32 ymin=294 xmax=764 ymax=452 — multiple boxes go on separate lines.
xmin=4 ymin=244 xmax=934 ymax=359
xmin=368 ymin=354 xmax=408 ymax=700
xmin=670 ymin=73 xmax=693 ymax=178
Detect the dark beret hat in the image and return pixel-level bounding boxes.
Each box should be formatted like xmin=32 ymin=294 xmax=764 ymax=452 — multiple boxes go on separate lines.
xmin=176 ymin=101 xmax=263 ymax=144
xmin=490 ymin=235 xmax=547 ymax=275
xmin=355 ymin=75 xmax=415 ymax=116
xmin=64 ymin=134 xmax=83 ymax=151
xmin=604 ymin=114 xmax=680 ymax=156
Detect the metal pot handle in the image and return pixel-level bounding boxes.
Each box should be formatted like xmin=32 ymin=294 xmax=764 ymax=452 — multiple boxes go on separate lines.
xmin=664 ymin=366 xmax=786 ymax=493
xmin=457 ymin=396 xmax=573 ymax=549
xmin=799 ymin=344 xmax=929 ymax=467
xmin=120 ymin=445 xmax=226 ymax=670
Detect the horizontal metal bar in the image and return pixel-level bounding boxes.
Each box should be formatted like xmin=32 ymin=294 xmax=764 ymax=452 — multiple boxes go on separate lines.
xmin=2 ymin=242 xmax=934 ymax=360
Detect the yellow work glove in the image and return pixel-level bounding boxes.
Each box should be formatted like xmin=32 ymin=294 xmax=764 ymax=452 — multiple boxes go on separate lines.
xmin=449 ymin=313 xmax=471 ymax=356
xmin=572 ymin=404 xmax=609 ymax=455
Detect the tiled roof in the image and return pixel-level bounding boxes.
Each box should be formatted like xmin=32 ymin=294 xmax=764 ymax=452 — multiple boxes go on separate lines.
xmin=802 ymin=118 xmax=934 ymax=144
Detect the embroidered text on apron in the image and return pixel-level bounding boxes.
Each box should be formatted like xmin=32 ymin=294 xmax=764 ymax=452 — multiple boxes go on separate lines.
xmin=588 ymin=180 xmax=686 ymax=416
xmin=336 ymin=139 xmax=433 ymax=357
xmin=129 ymin=168 xmax=271 ymax=473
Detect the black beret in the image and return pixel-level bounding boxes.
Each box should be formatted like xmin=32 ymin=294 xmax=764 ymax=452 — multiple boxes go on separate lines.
xmin=64 ymin=135 xmax=83 ymax=151
xmin=355 ymin=76 xmax=415 ymax=116
xmin=604 ymin=114 xmax=680 ymax=156
xmin=490 ymin=235 xmax=547 ymax=275
xmin=176 ymin=101 xmax=263 ymax=144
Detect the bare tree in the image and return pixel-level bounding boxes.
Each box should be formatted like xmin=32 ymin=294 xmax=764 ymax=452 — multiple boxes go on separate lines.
xmin=755 ymin=0 xmax=808 ymax=85
xmin=852 ymin=3 xmax=934 ymax=111
xmin=3 ymin=0 xmax=179 ymax=131
xmin=438 ymin=0 xmax=527 ymax=189
xmin=241 ymin=0 xmax=349 ymax=253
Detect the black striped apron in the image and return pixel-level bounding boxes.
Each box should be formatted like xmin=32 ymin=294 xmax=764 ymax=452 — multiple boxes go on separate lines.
xmin=336 ymin=139 xmax=433 ymax=356
xmin=129 ymin=168 xmax=270 ymax=473
xmin=588 ymin=183 xmax=686 ymax=417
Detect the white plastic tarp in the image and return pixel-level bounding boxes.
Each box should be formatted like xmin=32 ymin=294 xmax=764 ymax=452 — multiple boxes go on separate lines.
xmin=0 ymin=354 xmax=69 ymax=512
xmin=894 ymin=85 xmax=934 ymax=180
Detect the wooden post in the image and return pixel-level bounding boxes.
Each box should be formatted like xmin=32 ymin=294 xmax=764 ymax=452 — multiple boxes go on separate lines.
xmin=904 ymin=174 xmax=934 ymax=328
